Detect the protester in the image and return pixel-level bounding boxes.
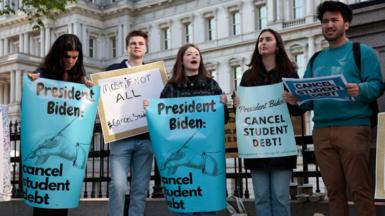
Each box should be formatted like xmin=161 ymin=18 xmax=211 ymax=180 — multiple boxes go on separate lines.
xmin=145 ymin=43 xmax=228 ymax=216
xmin=28 ymin=33 xmax=93 ymax=216
xmin=232 ymin=28 xmax=303 ymax=216
xmin=106 ymin=30 xmax=153 ymax=216
xmin=284 ymin=1 xmax=385 ymax=215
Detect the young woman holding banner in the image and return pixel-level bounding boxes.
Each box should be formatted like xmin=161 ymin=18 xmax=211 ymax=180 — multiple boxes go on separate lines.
xmin=28 ymin=34 xmax=93 ymax=216
xmin=233 ymin=29 xmax=303 ymax=216
xmin=145 ymin=43 xmax=228 ymax=216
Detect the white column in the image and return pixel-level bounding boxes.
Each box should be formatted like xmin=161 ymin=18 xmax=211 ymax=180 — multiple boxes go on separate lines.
xmin=4 ymin=38 xmax=8 ymax=55
xmin=123 ymin=23 xmax=128 ymax=44
xmin=45 ymin=27 xmax=51 ymax=54
xmin=307 ymin=36 xmax=315 ymax=60
xmin=267 ymin=0 xmax=275 ymax=24
xmin=82 ymin=24 xmax=87 ymax=49
xmin=305 ymin=0 xmax=315 ymax=23
xmin=10 ymin=70 xmax=15 ymax=103
xmin=23 ymin=33 xmax=29 ymax=54
xmin=68 ymin=24 xmax=73 ymax=34
xmin=40 ymin=30 xmax=45 ymax=57
xmin=19 ymin=34 xmax=24 ymax=53
xmin=0 ymin=39 xmax=3 ymax=56
xmin=242 ymin=1 xmax=255 ymax=34
xmin=117 ymin=25 xmax=123 ymax=56
xmin=276 ymin=0 xmax=283 ymax=22
xmin=15 ymin=70 xmax=22 ymax=102
xmin=74 ymin=22 xmax=81 ymax=38
xmin=4 ymin=83 xmax=9 ymax=104
xmin=0 ymin=84 xmax=4 ymax=104
xmin=194 ymin=15 xmax=205 ymax=44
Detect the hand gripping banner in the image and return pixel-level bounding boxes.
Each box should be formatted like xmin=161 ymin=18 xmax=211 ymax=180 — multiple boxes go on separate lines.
xmin=146 ymin=95 xmax=226 ymax=213
xmin=21 ymin=76 xmax=100 ymax=208
xmin=236 ymin=82 xmax=297 ymax=158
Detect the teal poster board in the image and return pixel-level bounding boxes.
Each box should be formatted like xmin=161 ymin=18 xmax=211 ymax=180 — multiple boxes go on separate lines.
xmin=21 ymin=76 xmax=100 ymax=208
xmin=146 ymin=95 xmax=226 ymax=213
xmin=236 ymin=82 xmax=297 ymax=158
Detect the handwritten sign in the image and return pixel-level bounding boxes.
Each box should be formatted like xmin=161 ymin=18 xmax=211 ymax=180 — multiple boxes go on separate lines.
xmin=236 ymin=83 xmax=297 ymax=158
xmin=21 ymin=76 xmax=100 ymax=208
xmin=91 ymin=61 xmax=168 ymax=143
xmin=283 ymin=75 xmax=351 ymax=105
xmin=146 ymin=95 xmax=226 ymax=213
xmin=0 ymin=105 xmax=11 ymax=201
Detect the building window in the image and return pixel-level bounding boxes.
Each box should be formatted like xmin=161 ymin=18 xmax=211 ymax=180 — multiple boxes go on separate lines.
xmin=110 ymin=36 xmax=116 ymax=58
xmin=293 ymin=0 xmax=303 ymax=19
xmin=294 ymin=53 xmax=306 ymax=78
xmin=89 ymin=37 xmax=95 ymax=58
xmin=210 ymin=69 xmax=217 ymax=81
xmin=231 ymin=11 xmax=241 ymax=36
xmin=207 ymin=17 xmax=216 ymax=41
xmin=31 ymin=36 xmax=41 ymax=56
xmin=161 ymin=27 xmax=171 ymax=50
xmin=184 ymin=23 xmax=192 ymax=43
xmin=256 ymin=5 xmax=267 ymax=30
xmin=10 ymin=40 xmax=19 ymax=54
xmin=233 ymin=66 xmax=242 ymax=90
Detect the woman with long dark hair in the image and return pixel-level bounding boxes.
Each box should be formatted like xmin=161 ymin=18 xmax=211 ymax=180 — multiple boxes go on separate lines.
xmin=233 ymin=29 xmax=303 ymax=216
xmin=28 ymin=33 xmax=92 ymax=216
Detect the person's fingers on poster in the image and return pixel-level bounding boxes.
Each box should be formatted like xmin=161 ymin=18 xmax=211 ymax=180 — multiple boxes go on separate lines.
xmin=282 ymin=91 xmax=298 ymax=105
xmin=345 ymin=83 xmax=360 ymax=97
xmin=232 ymin=95 xmax=240 ymax=107
xmin=143 ymin=99 xmax=149 ymax=109
xmin=220 ymin=95 xmax=227 ymax=105
xmin=33 ymin=135 xmax=77 ymax=165
xmin=28 ymin=72 xmax=40 ymax=81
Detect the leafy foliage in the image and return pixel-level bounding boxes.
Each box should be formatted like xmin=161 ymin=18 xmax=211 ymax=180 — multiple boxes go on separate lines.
xmin=0 ymin=0 xmax=77 ymax=30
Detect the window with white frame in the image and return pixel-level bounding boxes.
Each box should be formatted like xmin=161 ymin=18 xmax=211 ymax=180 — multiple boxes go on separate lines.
xmin=207 ymin=17 xmax=216 ymax=41
xmin=10 ymin=39 xmax=19 ymax=54
xmin=183 ymin=22 xmax=192 ymax=43
xmin=31 ymin=35 xmax=41 ymax=56
xmin=161 ymin=27 xmax=171 ymax=50
xmin=233 ymin=66 xmax=243 ymax=90
xmin=256 ymin=5 xmax=267 ymax=30
xmin=110 ymin=36 xmax=116 ymax=58
xmin=231 ymin=10 xmax=241 ymax=36
xmin=294 ymin=53 xmax=306 ymax=78
xmin=89 ymin=36 xmax=96 ymax=58
xmin=293 ymin=0 xmax=304 ymax=19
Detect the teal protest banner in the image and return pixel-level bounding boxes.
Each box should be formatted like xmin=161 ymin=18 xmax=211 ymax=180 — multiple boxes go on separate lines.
xmin=236 ymin=82 xmax=297 ymax=158
xmin=21 ymin=76 xmax=100 ymax=208
xmin=146 ymin=95 xmax=226 ymax=213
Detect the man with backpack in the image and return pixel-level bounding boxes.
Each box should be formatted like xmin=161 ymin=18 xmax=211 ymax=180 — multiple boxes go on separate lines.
xmin=284 ymin=1 xmax=384 ymax=215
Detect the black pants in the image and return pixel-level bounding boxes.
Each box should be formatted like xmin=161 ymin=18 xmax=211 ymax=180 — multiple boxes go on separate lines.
xmin=33 ymin=207 xmax=68 ymax=216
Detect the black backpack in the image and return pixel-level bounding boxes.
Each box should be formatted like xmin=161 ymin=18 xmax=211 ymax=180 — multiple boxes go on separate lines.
xmin=309 ymin=42 xmax=379 ymax=127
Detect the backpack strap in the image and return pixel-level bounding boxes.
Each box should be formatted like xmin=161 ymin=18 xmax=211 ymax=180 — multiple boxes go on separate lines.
xmin=352 ymin=42 xmax=362 ymax=79
xmin=309 ymin=51 xmax=322 ymax=77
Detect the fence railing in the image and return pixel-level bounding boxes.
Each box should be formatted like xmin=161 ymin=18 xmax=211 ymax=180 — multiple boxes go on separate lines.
xmin=9 ymin=114 xmax=322 ymax=200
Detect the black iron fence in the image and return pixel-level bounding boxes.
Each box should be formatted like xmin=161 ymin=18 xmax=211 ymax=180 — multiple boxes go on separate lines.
xmin=9 ymin=114 xmax=322 ymax=200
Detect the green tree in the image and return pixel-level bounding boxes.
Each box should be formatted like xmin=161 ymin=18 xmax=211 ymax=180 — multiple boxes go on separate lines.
xmin=0 ymin=0 xmax=77 ymax=30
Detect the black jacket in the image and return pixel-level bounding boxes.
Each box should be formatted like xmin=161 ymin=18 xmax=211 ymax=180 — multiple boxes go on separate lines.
xmin=160 ymin=76 xmax=229 ymax=123
xmin=240 ymin=68 xmax=304 ymax=170
xmin=105 ymin=59 xmax=149 ymax=139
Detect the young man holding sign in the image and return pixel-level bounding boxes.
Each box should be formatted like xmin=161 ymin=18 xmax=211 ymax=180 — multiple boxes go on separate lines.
xmin=107 ymin=30 xmax=153 ymax=216
xmin=284 ymin=2 xmax=384 ymax=215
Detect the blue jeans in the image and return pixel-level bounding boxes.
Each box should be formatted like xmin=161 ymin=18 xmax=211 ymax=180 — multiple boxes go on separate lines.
xmin=174 ymin=212 xmax=216 ymax=216
xmin=251 ymin=169 xmax=291 ymax=216
xmin=108 ymin=137 xmax=153 ymax=216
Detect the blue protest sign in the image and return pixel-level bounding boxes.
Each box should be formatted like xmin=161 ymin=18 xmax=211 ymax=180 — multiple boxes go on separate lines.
xmin=146 ymin=95 xmax=226 ymax=213
xmin=21 ymin=76 xmax=100 ymax=208
xmin=283 ymin=74 xmax=352 ymax=105
xmin=236 ymin=82 xmax=297 ymax=158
